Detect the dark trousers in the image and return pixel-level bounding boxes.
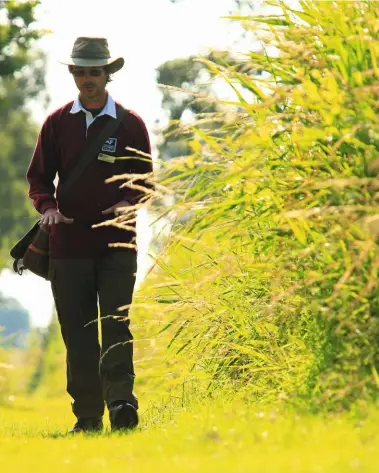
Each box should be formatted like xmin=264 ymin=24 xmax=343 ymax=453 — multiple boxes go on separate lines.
xmin=49 ymin=250 xmax=138 ymax=419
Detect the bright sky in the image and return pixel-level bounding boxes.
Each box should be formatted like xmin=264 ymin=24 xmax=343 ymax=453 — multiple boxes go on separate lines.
xmin=1 ymin=0 xmax=250 ymax=327
xmin=34 ymin=0 xmax=243 ymax=127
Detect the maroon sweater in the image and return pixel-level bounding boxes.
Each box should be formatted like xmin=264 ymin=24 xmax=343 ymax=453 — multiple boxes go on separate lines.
xmin=26 ymin=100 xmax=153 ymax=258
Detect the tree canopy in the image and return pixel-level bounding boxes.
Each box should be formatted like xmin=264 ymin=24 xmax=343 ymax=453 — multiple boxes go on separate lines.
xmin=0 ymin=0 xmax=48 ymax=268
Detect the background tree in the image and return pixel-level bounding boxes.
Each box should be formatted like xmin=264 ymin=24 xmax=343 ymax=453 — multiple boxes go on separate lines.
xmin=0 ymin=0 xmax=48 ymax=268
xmin=156 ymin=50 xmax=262 ymax=161
xmin=156 ymin=54 xmax=221 ymax=161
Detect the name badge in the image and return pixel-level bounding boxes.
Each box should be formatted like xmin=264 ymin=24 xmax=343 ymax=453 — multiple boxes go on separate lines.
xmin=98 ymin=153 xmax=116 ymax=163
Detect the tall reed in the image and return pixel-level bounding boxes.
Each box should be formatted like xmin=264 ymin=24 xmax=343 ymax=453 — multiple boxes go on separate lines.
xmin=136 ymin=0 xmax=379 ymax=410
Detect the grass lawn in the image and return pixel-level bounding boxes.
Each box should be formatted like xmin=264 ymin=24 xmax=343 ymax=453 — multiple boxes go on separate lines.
xmin=0 ymin=395 xmax=378 ymax=473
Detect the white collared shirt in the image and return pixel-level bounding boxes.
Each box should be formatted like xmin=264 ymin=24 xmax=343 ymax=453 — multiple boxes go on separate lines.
xmin=69 ymin=93 xmax=117 ymax=130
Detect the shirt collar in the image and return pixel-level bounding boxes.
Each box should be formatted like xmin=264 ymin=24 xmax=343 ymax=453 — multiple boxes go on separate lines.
xmin=69 ymin=93 xmax=117 ymax=119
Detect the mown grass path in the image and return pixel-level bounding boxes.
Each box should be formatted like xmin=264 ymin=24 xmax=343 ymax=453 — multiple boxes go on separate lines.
xmin=0 ymin=396 xmax=378 ymax=473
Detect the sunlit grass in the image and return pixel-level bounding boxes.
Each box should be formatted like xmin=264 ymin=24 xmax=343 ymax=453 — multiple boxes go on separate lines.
xmin=0 ymin=396 xmax=378 ymax=473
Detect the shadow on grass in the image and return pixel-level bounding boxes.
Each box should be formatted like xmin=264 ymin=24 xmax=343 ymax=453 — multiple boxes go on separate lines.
xmin=41 ymin=428 xmax=139 ymax=439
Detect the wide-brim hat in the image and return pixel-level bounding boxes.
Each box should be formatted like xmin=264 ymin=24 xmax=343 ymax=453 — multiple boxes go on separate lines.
xmin=59 ymin=37 xmax=124 ymax=74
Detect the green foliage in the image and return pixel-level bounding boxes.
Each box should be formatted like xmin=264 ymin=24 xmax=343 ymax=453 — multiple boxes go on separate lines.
xmin=156 ymin=49 xmax=262 ymax=163
xmin=0 ymin=345 xmax=13 ymax=403
xmin=0 ymin=0 xmax=41 ymax=77
xmin=157 ymin=55 xmax=223 ymax=161
xmin=27 ymin=316 xmax=65 ymax=396
xmin=143 ymin=0 xmax=379 ymax=410
xmin=0 ymin=1 xmax=48 ymax=268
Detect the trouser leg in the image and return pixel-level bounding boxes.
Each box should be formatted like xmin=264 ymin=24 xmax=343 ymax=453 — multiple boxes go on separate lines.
xmin=50 ymin=258 xmax=104 ymax=419
xmin=96 ymin=250 xmax=138 ymax=409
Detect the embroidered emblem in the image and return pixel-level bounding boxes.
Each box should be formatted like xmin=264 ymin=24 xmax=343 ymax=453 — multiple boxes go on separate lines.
xmin=102 ymin=137 xmax=117 ymax=153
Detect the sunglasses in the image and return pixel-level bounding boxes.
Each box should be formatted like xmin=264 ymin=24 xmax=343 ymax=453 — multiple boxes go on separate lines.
xmin=71 ymin=68 xmax=104 ymax=77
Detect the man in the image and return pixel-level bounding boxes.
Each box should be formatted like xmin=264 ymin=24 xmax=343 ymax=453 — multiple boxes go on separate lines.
xmin=26 ymin=37 xmax=153 ymax=433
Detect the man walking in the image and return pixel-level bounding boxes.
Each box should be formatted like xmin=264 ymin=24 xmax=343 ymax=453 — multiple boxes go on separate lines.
xmin=26 ymin=37 xmax=153 ymax=433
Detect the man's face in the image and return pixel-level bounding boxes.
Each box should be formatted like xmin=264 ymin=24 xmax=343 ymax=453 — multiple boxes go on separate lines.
xmin=71 ymin=66 xmax=108 ymax=101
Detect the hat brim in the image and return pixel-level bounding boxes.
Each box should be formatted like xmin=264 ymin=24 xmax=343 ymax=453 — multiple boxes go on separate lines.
xmin=59 ymin=56 xmax=124 ymax=74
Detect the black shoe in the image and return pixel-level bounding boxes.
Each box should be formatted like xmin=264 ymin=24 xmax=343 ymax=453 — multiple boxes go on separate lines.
xmin=109 ymin=402 xmax=139 ymax=431
xmin=68 ymin=417 xmax=103 ymax=434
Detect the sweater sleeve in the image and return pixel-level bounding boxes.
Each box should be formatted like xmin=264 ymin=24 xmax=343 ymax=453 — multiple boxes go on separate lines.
xmin=26 ymin=116 xmax=58 ymax=214
xmin=122 ymin=112 xmax=154 ymax=206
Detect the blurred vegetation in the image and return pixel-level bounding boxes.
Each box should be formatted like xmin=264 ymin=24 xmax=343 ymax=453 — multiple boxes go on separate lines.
xmin=156 ymin=51 xmax=262 ymax=163
xmin=0 ymin=0 xmax=49 ymax=268
xmin=27 ymin=316 xmax=65 ymax=396
xmin=0 ymin=0 xmax=48 ymax=401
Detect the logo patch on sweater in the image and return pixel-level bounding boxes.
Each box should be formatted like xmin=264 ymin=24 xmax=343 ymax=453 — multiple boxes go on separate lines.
xmin=102 ymin=137 xmax=117 ymax=153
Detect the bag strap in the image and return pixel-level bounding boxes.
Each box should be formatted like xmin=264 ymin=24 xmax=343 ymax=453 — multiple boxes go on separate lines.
xmin=59 ymin=104 xmax=127 ymax=198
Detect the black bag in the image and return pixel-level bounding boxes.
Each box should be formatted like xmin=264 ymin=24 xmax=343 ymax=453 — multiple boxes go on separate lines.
xmin=10 ymin=106 xmax=127 ymax=280
xmin=11 ymin=221 xmax=49 ymax=278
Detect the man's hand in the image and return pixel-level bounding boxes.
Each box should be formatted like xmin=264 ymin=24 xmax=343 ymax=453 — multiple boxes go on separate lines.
xmin=102 ymin=200 xmax=133 ymax=216
xmin=40 ymin=208 xmax=74 ymax=227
